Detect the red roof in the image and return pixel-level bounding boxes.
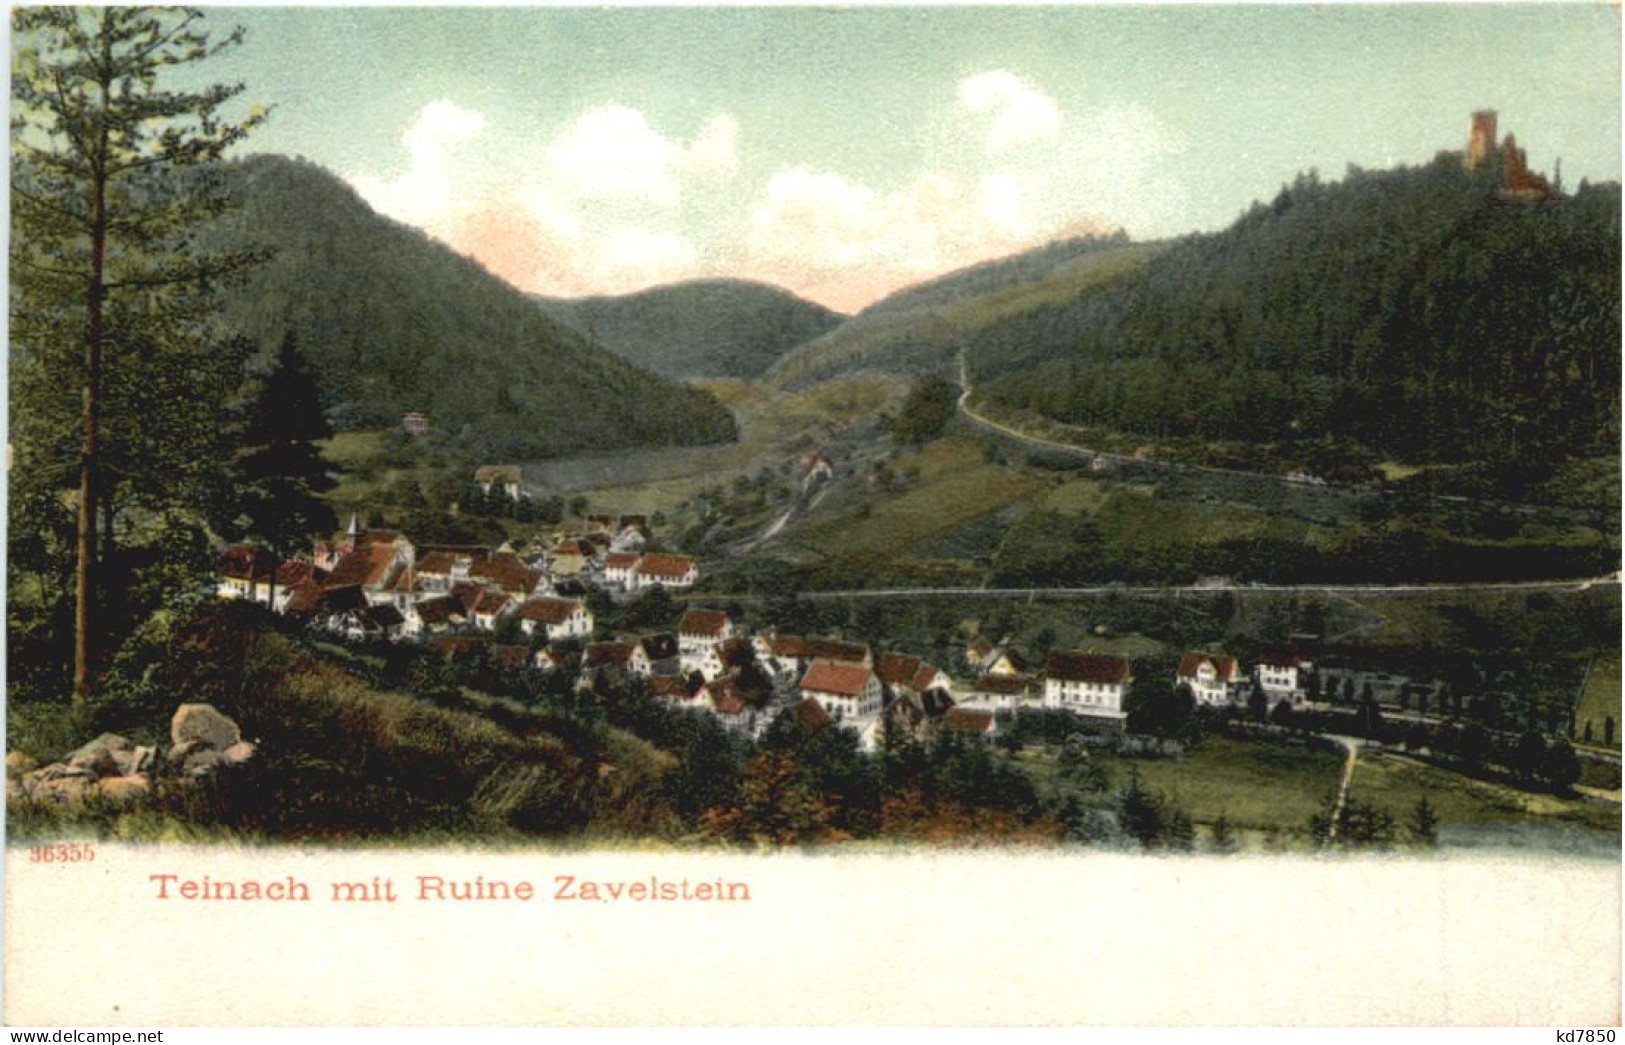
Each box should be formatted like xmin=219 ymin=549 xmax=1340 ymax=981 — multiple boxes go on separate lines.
xmin=942 ymin=708 xmax=995 ymax=734
xmin=275 ymin=560 xmax=324 ymax=587
xmin=638 ymin=552 xmax=695 ymax=580
xmin=470 ymin=590 xmax=510 ymax=616
xmin=492 ymin=645 xmax=530 ymax=668
xmin=1044 ymin=652 xmax=1131 ymax=685
xmin=217 ymin=544 xmax=278 ymax=582
xmin=518 ymin=597 xmax=581 ymax=625
xmin=648 ymin=676 xmax=694 ymax=701
xmin=1178 ymin=653 xmax=1240 ymax=681
xmin=975 ymin=675 xmax=1029 ymax=696
xmin=877 ymin=652 xmax=924 ymax=687
xmin=605 ymin=552 xmax=641 ymax=569
xmin=282 ymin=581 xmax=325 ymax=615
xmin=801 ymin=661 xmax=874 ymax=698
xmin=678 ymin=608 xmax=730 ymax=638
xmin=806 ymin=637 xmax=868 ymax=664
xmin=327 ymin=545 xmax=398 ymax=589
xmin=585 ymin=642 xmax=635 ymax=668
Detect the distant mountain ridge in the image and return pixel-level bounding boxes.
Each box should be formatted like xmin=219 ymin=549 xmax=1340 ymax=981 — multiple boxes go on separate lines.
xmin=535 ymin=279 xmax=845 ymax=381
xmin=211 ymin=155 xmax=737 ymax=458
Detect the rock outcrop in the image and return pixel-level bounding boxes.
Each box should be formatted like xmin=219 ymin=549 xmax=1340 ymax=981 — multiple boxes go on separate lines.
xmin=8 ymin=703 xmax=253 ymax=810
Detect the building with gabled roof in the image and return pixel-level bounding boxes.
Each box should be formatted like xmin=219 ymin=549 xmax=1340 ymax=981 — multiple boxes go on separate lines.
xmin=1177 ymin=652 xmax=1244 ymax=706
xmin=1042 ymin=652 xmax=1131 ymax=724
xmin=516 ymin=597 xmax=592 ymax=641
xmin=633 ymin=552 xmax=698 ymax=590
xmin=799 ymin=661 xmax=883 ymax=726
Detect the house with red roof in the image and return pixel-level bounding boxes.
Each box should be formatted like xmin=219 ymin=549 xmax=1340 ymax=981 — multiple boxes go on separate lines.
xmin=799 ymin=661 xmax=883 ymax=726
xmin=1042 ymin=652 xmax=1132 ymax=725
xmin=1177 ymin=652 xmax=1244 ymax=706
xmin=634 ymin=552 xmax=698 ymax=591
xmin=678 ymin=608 xmax=733 ymax=672
xmin=603 ymin=551 xmax=642 ymax=589
xmin=215 ymin=544 xmax=279 ymax=605
xmin=516 ymin=597 xmax=593 ymax=641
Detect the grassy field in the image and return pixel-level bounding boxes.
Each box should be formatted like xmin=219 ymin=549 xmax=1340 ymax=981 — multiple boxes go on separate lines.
xmin=1348 ymin=749 xmax=1621 ymax=837
xmin=786 ymin=438 xmax=1043 ymax=563
xmin=1019 ymin=735 xmax=1346 ymax=837
xmin=520 ymin=376 xmax=904 ymax=515
xmin=1574 ymin=653 xmax=1621 ymax=749
xmin=320 ymin=430 xmax=403 ymax=510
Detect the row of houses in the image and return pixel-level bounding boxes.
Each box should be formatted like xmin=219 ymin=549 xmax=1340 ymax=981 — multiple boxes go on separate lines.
xmin=215 ymin=516 xmax=700 ymax=642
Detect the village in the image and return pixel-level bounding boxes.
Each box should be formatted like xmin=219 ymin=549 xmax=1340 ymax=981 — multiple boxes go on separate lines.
xmin=215 ymin=512 xmax=1376 ymax=753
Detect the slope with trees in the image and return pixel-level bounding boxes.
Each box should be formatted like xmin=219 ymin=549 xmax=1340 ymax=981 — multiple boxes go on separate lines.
xmin=971 ymin=155 xmax=1621 ymax=480
xmin=535 ymin=278 xmax=845 ymax=381
xmin=767 ymin=233 xmax=1159 ymax=387
xmin=209 ymin=154 xmax=738 ymax=460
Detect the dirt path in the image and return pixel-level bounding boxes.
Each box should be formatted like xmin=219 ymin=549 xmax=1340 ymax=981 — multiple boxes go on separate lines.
xmin=1325 ymin=737 xmax=1361 ymax=842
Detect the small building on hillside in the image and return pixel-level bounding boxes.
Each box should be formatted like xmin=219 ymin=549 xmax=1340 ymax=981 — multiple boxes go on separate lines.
xmin=403 ymin=412 xmax=431 ymax=437
xmin=215 ymin=544 xmax=280 ymax=605
xmin=474 ymin=465 xmax=522 ymax=501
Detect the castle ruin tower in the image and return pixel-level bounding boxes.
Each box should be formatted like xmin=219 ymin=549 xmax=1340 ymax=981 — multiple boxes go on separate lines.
xmin=1467 ymin=109 xmax=1498 ymax=169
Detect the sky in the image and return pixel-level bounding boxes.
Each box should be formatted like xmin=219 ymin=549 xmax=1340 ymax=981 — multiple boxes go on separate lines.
xmin=140 ymin=4 xmax=1623 ymax=312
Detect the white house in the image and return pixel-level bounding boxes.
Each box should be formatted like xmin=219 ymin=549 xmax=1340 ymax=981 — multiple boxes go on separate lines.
xmin=474 ymin=465 xmax=522 ymax=501
xmin=1255 ymin=648 xmax=1310 ymax=705
xmin=958 ymin=674 xmax=1033 ymax=712
xmin=215 ymin=544 xmax=279 ymax=605
xmin=700 ymin=637 xmax=756 ymax=683
xmin=603 ymin=552 xmax=641 ymax=589
xmin=799 ymin=661 xmax=884 ymax=726
xmin=1042 ymin=652 xmax=1131 ymax=725
xmin=1177 ymin=652 xmax=1244 ymax=706
xmin=516 ymin=597 xmax=593 ymax=641
xmin=634 ymin=552 xmax=698 ymax=590
xmin=678 ymin=609 xmax=733 ymax=673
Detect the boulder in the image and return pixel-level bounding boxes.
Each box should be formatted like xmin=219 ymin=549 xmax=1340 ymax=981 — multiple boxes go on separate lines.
xmin=170 ymin=704 xmax=240 ymax=753
xmin=93 ymin=774 xmax=151 ymax=809
xmin=181 ymin=748 xmax=225 ymax=777
xmin=6 ymin=752 xmax=38 ymax=780
xmin=66 ymin=733 xmax=135 ymax=778
xmin=22 ymin=766 xmax=95 ymax=807
xmin=221 ymin=741 xmax=256 ymax=766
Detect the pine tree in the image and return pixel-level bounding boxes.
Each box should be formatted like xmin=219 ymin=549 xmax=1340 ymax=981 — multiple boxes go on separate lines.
xmin=232 ymin=332 xmax=338 ymax=593
xmin=12 ymin=7 xmax=267 ymax=702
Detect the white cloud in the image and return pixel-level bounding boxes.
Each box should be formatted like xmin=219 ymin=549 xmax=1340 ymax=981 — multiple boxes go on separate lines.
xmin=545 ymin=105 xmax=739 ymax=207
xmin=958 ymin=71 xmax=1062 ymax=153
xmin=351 ymin=100 xmax=486 ymax=228
xmin=743 ymin=165 xmax=1047 ymax=310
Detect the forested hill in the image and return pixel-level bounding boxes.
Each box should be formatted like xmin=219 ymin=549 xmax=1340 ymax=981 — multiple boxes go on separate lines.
xmin=212 ymin=155 xmax=737 ymax=458
xmin=970 ymin=154 xmax=1621 ymax=469
xmin=534 ymin=279 xmax=844 ymax=381
xmin=766 ymin=233 xmax=1158 ymax=388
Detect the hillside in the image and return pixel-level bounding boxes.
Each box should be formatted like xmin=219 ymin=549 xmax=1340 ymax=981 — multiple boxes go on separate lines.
xmin=971 ymin=153 xmax=1621 ymax=471
xmin=535 ymin=279 xmax=844 ymax=381
xmin=767 ymin=234 xmax=1160 ymax=387
xmin=211 ymin=155 xmax=737 ymax=459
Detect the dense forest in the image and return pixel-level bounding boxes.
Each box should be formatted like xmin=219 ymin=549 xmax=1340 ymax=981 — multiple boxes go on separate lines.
xmin=970 ymin=153 xmax=1621 ymax=469
xmin=211 ymin=155 xmax=738 ymax=458
xmin=535 ymin=278 xmax=845 ymax=381
xmin=767 ymin=233 xmax=1152 ymax=387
